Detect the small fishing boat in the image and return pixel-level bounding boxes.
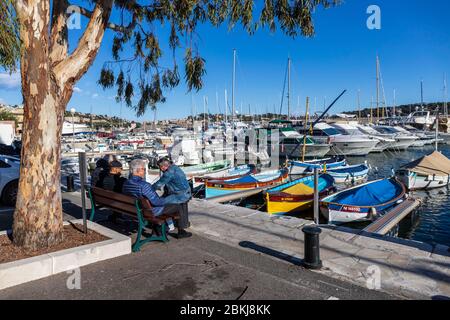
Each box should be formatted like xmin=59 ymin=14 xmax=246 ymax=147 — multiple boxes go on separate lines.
xmin=320 ymin=178 xmax=407 ymax=224
xmin=205 ymin=169 xmax=289 ymax=199
xmin=326 ymin=163 xmax=370 ymax=184
xmin=181 ymin=160 xmax=232 ymax=179
xmin=289 ymin=156 xmax=346 ymax=175
xmin=266 ymin=174 xmax=335 ymax=215
xmin=396 ymin=151 xmax=450 ymax=190
xmin=192 ymin=164 xmax=257 ymax=187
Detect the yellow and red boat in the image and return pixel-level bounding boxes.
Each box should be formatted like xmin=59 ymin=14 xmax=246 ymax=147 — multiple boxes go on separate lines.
xmin=266 ymin=174 xmax=335 ymax=215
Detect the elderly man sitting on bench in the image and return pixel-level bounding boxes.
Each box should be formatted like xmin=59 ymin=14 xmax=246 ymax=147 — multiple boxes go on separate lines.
xmin=122 ymin=159 xmax=192 ymax=239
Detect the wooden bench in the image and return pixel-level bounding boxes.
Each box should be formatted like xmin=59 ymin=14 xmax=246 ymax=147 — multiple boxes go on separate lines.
xmin=87 ymin=186 xmax=180 ymax=252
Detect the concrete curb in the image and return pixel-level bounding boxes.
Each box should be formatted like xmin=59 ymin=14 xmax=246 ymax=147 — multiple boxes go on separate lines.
xmin=0 ymin=219 xmax=131 ymax=290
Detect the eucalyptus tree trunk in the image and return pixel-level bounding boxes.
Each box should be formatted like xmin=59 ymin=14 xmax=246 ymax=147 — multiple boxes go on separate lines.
xmin=12 ymin=0 xmax=112 ymax=250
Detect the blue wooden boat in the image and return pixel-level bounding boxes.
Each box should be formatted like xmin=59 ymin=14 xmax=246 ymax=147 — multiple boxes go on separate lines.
xmin=326 ymin=163 xmax=369 ymax=184
xmin=205 ymin=169 xmax=289 ymax=199
xmin=320 ymin=178 xmax=407 ymax=224
xmin=266 ymin=174 xmax=335 ymax=215
xmin=289 ymin=156 xmax=346 ymax=175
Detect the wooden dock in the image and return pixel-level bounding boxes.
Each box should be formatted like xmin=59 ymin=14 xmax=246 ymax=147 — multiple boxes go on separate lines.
xmin=363 ymin=198 xmax=422 ymax=235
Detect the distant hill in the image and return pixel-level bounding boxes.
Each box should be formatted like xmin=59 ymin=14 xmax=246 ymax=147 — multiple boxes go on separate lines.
xmin=341 ymin=102 xmax=448 ymax=118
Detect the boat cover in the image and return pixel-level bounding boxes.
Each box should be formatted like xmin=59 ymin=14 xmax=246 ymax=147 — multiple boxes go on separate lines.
xmin=326 ymin=179 xmax=402 ymax=207
xmin=401 ymin=151 xmax=450 ymax=176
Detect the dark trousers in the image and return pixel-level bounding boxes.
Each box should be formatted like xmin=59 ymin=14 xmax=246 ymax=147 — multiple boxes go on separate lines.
xmin=161 ymin=203 xmax=190 ymax=229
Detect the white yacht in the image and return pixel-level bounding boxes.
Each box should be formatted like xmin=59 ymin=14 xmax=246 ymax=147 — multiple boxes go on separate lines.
xmin=355 ymin=124 xmax=396 ymax=152
xmin=62 ymin=121 xmax=93 ymax=136
xmin=373 ymin=126 xmax=418 ymax=151
xmin=312 ymin=122 xmax=378 ymax=156
xmin=332 ymin=122 xmax=394 ymax=153
xmin=398 ymin=125 xmax=435 ymax=147
xmin=263 ymin=120 xmax=331 ymax=159
xmin=405 ymin=110 xmax=436 ymax=130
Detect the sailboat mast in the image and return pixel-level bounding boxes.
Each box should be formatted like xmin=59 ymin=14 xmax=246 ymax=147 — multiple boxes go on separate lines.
xmin=224 ymin=89 xmax=228 ymax=125
xmin=287 ymin=57 xmax=291 ymax=120
xmin=232 ymin=49 xmax=236 ymax=130
xmin=370 ymin=96 xmax=374 ymax=124
xmin=393 ymin=89 xmax=396 ymax=118
xmin=191 ymin=93 xmax=194 ymax=129
xmin=376 ymin=55 xmax=380 ymax=121
xmin=421 ymin=79 xmax=424 ymax=108
xmin=302 ymin=97 xmax=310 ymax=162
xmin=444 ymin=74 xmax=448 ymax=117
xmin=216 ymin=90 xmax=219 ymax=121
xmin=203 ymin=96 xmax=207 ymax=131
xmin=357 ymin=89 xmax=361 ymax=121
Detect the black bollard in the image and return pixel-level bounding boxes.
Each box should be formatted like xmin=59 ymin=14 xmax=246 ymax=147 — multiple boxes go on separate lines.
xmin=302 ymin=226 xmax=322 ymax=270
xmin=66 ymin=175 xmax=75 ymax=192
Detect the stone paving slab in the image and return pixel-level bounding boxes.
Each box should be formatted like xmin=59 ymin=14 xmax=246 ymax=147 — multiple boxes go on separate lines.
xmin=188 ymin=199 xmax=450 ymax=299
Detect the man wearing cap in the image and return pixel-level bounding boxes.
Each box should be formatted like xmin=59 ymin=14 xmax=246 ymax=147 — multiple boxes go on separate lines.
xmin=96 ymin=160 xmax=127 ymax=193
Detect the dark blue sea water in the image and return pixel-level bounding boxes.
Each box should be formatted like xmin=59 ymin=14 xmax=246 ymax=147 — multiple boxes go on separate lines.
xmin=348 ymin=144 xmax=450 ymax=247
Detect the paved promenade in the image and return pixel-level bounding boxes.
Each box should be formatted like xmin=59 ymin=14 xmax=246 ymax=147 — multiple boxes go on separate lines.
xmin=188 ymin=199 xmax=450 ymax=299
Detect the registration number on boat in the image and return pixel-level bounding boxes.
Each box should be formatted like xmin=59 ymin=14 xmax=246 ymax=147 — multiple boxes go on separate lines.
xmin=342 ymin=206 xmax=361 ymax=212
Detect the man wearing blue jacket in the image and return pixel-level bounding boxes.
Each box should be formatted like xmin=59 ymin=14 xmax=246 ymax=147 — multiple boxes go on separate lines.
xmin=123 ymin=159 xmax=192 ymax=239
xmin=153 ymin=157 xmax=192 ymax=229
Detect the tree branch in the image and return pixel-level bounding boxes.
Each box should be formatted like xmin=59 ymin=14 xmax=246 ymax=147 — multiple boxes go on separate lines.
xmin=76 ymin=1 xmax=136 ymax=33
xmin=49 ymin=0 xmax=70 ymax=67
xmin=54 ymin=0 xmax=113 ymax=92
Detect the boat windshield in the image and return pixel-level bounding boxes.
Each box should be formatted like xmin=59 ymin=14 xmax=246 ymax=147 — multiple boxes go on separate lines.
xmin=319 ymin=128 xmax=341 ymax=136
xmin=374 ymin=126 xmax=398 ymax=134
xmin=333 ymin=127 xmax=363 ymax=136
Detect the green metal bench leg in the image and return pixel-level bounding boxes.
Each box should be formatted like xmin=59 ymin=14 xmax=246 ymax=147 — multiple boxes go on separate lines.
xmin=87 ymin=188 xmax=96 ymax=221
xmin=132 ymin=200 xmax=170 ymax=252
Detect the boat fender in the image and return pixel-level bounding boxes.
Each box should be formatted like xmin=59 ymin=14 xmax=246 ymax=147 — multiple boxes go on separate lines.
xmin=367 ymin=207 xmax=377 ymax=220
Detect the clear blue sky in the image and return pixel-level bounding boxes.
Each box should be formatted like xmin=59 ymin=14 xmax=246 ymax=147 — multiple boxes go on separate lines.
xmin=1 ymin=0 xmax=449 ymax=121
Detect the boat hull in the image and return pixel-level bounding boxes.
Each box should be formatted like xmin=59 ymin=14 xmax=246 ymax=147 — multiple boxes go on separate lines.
xmin=396 ymin=170 xmax=450 ymax=190
xmin=266 ymin=175 xmax=335 ymax=215
xmin=327 ymin=164 xmax=369 ymax=184
xmin=289 ymin=157 xmax=346 ymax=175
xmin=320 ymin=178 xmax=407 ymax=224
xmin=387 ymin=137 xmax=417 ymax=151
xmin=326 ymin=140 xmax=378 ymax=156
